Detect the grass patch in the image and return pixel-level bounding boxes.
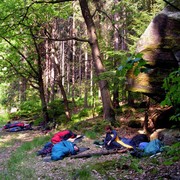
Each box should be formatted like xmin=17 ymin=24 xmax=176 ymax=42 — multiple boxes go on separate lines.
xmin=71 ymin=168 xmax=92 ymax=180
xmin=70 ymin=118 xmax=109 ymax=135
xmin=1 ymin=134 xmax=51 ymax=179
xmin=70 ymin=155 xmax=143 ymax=179
xmin=0 ymin=111 xmax=9 ymax=126
xmin=84 ymin=131 xmax=98 ymax=139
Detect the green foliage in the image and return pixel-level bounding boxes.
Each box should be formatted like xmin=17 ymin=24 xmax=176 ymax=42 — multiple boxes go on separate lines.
xmin=0 ymin=82 xmax=19 ymax=111
xmin=71 ymin=120 xmax=93 ymax=131
xmin=3 ymin=135 xmax=51 ymax=179
xmin=0 ymin=110 xmax=9 ymax=125
xmin=82 ymin=120 xmax=109 ymax=139
xmin=7 ymin=100 xmax=41 ymax=120
xmin=150 ymin=168 xmax=158 ymax=174
xmin=92 ymin=160 xmax=117 ymax=173
xmin=93 ymin=106 xmax=103 ymax=116
xmin=162 ymin=142 xmax=180 ymax=166
xmin=72 ymin=106 xmax=103 ymax=122
xmin=84 ymin=131 xmax=98 ymax=139
xmin=117 ymin=53 xmax=147 ymax=77
xmin=161 ymin=69 xmax=180 ymax=121
xmin=70 ymin=117 xmax=108 ymax=138
xmin=19 ymin=100 xmax=41 ymax=117
xmin=71 ymin=168 xmax=92 ymax=180
xmin=93 ymin=121 xmax=109 ymax=134
xmin=78 ymin=108 xmax=90 ymax=118
xmin=129 ymin=159 xmax=143 ymax=173
xmin=165 ymin=142 xmax=180 ymax=157
xmin=71 ymin=155 xmax=143 ymax=179
xmin=47 ymin=99 xmax=66 ymax=119
xmin=33 ymin=116 xmax=43 ymax=126
xmin=96 ymin=53 xmax=147 ymax=96
xmin=74 ymin=97 xmax=84 ymax=107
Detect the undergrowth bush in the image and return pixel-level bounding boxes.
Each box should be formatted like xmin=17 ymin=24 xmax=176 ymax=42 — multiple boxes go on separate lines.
xmin=47 ymin=99 xmax=66 ymax=119
xmin=9 ymin=100 xmax=41 ymax=119
xmin=78 ymin=108 xmax=89 ymax=118
xmin=161 ymin=68 xmax=180 ymax=121
xmin=0 ymin=111 xmax=9 ymax=126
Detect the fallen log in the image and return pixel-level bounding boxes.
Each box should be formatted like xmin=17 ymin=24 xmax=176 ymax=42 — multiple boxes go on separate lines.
xmin=71 ymin=148 xmax=129 ymax=159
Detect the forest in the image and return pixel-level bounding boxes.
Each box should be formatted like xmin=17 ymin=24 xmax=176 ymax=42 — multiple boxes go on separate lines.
xmin=0 ymin=0 xmax=179 ymax=179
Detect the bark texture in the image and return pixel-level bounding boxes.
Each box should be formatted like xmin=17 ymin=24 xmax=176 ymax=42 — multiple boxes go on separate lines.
xmin=79 ymin=0 xmax=116 ymax=123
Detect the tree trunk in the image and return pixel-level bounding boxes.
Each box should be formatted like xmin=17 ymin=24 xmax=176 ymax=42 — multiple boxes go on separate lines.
xmin=30 ymin=29 xmax=50 ymax=126
xmin=79 ymin=0 xmax=116 ymax=124
xmin=84 ymin=49 xmax=88 ymax=108
xmin=71 ymin=148 xmax=128 ymax=159
xmin=112 ymin=0 xmax=120 ymax=109
xmin=71 ymin=3 xmax=76 ymax=106
xmin=56 ymin=64 xmax=71 ymax=121
xmin=38 ymin=77 xmax=50 ymax=126
xmin=19 ymin=77 xmax=27 ymax=102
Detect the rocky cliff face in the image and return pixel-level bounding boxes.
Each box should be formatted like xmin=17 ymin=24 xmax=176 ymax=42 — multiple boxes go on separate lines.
xmin=127 ymin=3 xmax=180 ymax=102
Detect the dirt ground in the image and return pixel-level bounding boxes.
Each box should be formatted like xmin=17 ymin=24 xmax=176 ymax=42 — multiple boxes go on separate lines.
xmin=0 ymin=125 xmax=179 ymax=180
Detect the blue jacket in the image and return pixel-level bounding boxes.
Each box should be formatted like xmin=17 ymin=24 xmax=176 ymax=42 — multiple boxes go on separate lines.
xmin=104 ymin=129 xmax=118 ymax=145
xmin=51 ymin=140 xmax=77 ymax=161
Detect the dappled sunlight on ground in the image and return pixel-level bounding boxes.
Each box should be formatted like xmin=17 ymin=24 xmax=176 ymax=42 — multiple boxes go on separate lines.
xmin=0 ymin=130 xmax=41 ymax=147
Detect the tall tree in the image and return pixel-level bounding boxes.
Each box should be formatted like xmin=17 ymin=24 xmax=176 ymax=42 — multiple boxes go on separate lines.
xmin=79 ymin=0 xmax=115 ymax=123
xmin=32 ymin=0 xmax=116 ymax=123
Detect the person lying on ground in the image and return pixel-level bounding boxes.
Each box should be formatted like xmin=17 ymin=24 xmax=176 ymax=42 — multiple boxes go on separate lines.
xmin=37 ymin=142 xmax=54 ymax=157
xmin=3 ymin=121 xmax=24 ymax=129
xmin=130 ymin=133 xmax=164 ymax=158
xmin=37 ymin=130 xmax=79 ymax=157
xmin=51 ymin=130 xmax=77 ymax=144
xmin=51 ymin=140 xmax=79 ymax=161
xmin=3 ymin=121 xmax=33 ymax=132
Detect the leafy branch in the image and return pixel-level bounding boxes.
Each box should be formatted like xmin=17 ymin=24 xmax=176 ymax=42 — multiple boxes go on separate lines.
xmin=116 ymin=53 xmax=147 ymax=77
xmin=161 ymin=68 xmax=180 ymax=121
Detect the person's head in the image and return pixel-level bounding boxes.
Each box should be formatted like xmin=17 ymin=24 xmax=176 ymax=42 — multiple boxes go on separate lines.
xmin=74 ymin=145 xmax=79 ymax=152
xmin=105 ymin=125 xmax=112 ymax=133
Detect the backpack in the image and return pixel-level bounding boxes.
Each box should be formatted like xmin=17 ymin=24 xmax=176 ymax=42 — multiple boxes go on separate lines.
xmin=143 ymin=139 xmax=164 ymax=156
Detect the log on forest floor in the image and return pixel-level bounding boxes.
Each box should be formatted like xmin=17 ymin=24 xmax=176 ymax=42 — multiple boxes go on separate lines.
xmin=71 ymin=148 xmax=129 ymax=159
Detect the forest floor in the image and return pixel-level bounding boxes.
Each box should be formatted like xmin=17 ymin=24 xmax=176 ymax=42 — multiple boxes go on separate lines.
xmin=0 ymin=112 xmax=180 ymax=180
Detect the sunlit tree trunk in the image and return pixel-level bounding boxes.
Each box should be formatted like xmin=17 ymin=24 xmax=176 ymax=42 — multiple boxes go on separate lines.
xmin=19 ymin=77 xmax=27 ymax=102
xmin=55 ymin=19 xmax=71 ymax=121
xmin=84 ymin=48 xmax=88 ymax=107
xmin=67 ymin=45 xmax=71 ymax=96
xmin=79 ymin=0 xmax=116 ymax=123
xmin=71 ymin=3 xmax=76 ymax=105
xmin=61 ymin=41 xmax=65 ymax=86
xmin=112 ymin=0 xmax=120 ymax=109
xmin=55 ymin=62 xmax=71 ymax=121
xmin=19 ymin=49 xmax=27 ymax=102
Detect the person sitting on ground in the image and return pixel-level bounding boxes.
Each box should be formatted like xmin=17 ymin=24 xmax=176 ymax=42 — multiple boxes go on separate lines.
xmin=51 ymin=140 xmax=79 ymax=161
xmin=51 ymin=130 xmax=77 ymax=144
xmin=104 ymin=125 xmax=133 ymax=150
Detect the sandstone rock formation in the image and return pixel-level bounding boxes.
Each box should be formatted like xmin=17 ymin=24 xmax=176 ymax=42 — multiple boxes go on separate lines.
xmin=127 ymin=3 xmax=180 ymax=102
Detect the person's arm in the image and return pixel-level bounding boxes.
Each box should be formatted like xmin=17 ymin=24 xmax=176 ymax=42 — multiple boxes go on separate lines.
xmin=107 ymin=130 xmax=117 ymax=145
xmin=110 ymin=130 xmax=117 ymax=142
